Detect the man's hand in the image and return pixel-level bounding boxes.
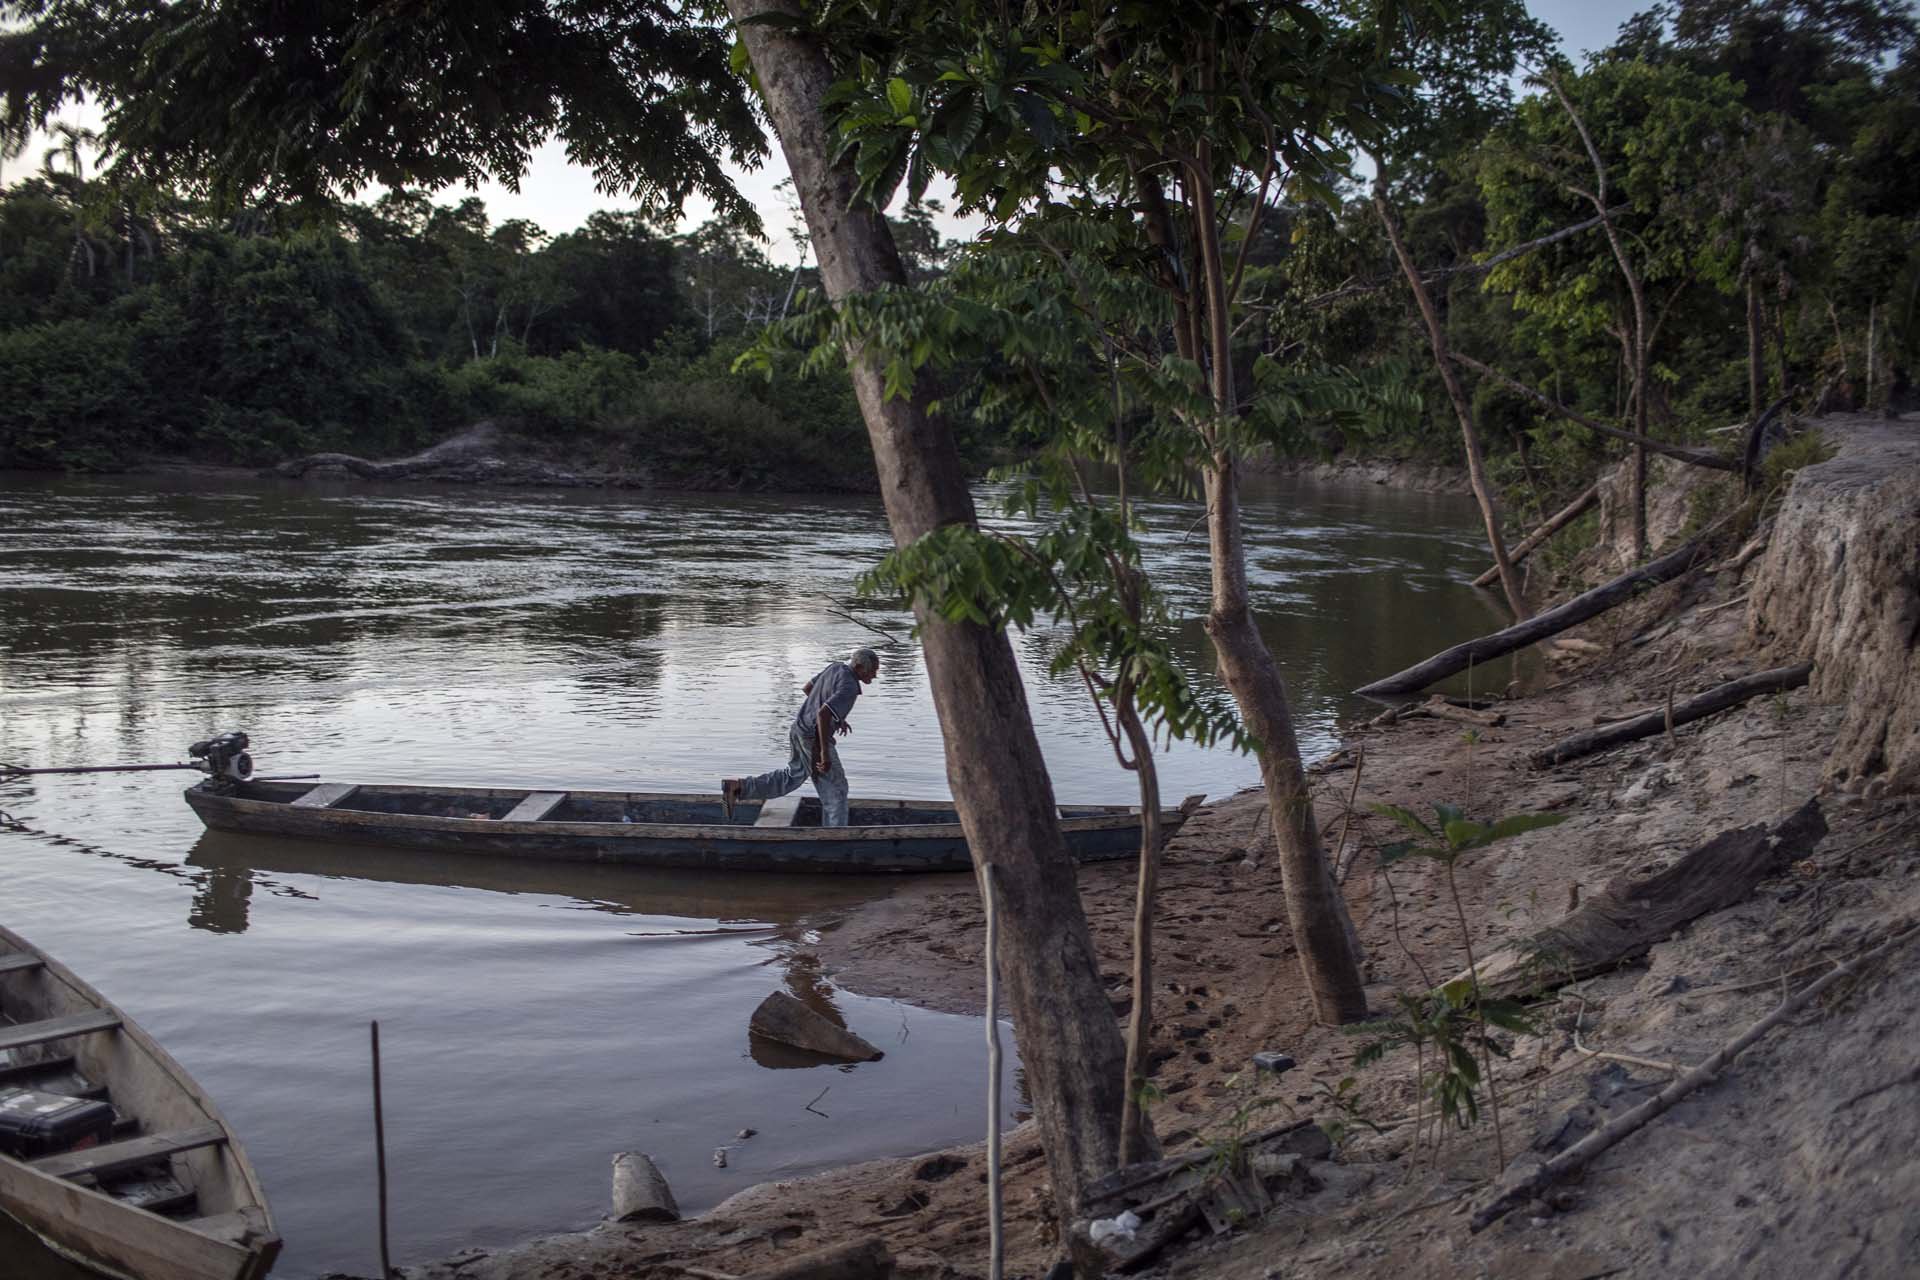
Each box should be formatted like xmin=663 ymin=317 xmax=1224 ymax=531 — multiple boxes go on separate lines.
xmin=834 ymin=721 xmax=853 ymax=738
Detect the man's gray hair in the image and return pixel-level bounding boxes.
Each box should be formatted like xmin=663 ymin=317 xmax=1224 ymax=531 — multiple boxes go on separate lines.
xmin=852 ymin=647 xmax=880 ymax=672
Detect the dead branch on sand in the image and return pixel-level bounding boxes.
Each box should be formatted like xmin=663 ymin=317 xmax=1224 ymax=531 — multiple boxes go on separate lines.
xmin=1529 ymin=663 xmax=1811 ymax=767
xmin=1471 ymin=919 xmax=1920 ymax=1231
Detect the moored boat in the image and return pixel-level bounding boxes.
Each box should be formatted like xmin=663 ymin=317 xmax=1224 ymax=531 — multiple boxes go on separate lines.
xmin=0 ymin=926 xmax=279 ymax=1280
xmin=184 ymin=779 xmax=1204 ymax=873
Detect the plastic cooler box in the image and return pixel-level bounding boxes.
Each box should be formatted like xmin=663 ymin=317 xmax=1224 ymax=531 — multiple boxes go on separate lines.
xmin=0 ymin=1086 xmax=116 ymax=1159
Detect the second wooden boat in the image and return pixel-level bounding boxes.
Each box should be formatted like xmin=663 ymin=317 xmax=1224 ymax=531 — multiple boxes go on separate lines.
xmin=0 ymin=925 xmax=279 ymax=1280
xmin=184 ymin=780 xmax=1204 ymax=873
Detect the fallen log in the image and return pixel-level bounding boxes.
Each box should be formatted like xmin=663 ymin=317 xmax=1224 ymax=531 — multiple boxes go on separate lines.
xmin=1356 ymin=532 xmax=1721 ymax=698
xmin=1473 ymin=485 xmax=1599 ymax=588
xmin=1529 ymin=663 xmax=1812 ymax=767
xmin=1471 ymin=917 xmax=1920 ymax=1232
xmin=1453 ymin=800 xmax=1826 ymax=1000
xmin=1739 ymin=394 xmax=1793 ymax=490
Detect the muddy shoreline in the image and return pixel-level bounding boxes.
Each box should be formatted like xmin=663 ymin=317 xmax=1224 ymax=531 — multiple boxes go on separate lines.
xmin=63 ymin=429 xmax=1473 ymax=499
xmin=382 ymin=415 xmax=1917 ymax=1280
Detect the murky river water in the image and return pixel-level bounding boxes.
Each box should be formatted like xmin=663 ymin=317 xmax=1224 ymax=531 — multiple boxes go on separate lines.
xmin=0 ymin=471 xmax=1511 ymax=1276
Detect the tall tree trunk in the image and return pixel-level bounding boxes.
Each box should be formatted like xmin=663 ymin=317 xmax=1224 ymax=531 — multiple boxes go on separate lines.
xmin=1188 ymin=174 xmax=1367 ymax=1025
xmin=1748 ymin=274 xmax=1764 ymax=419
xmin=1374 ymin=188 xmax=1529 ymax=620
xmin=728 ymin=0 xmax=1139 ymax=1210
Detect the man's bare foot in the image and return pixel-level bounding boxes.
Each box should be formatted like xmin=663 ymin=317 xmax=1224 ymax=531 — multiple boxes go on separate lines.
xmin=720 ymin=778 xmax=741 ymax=821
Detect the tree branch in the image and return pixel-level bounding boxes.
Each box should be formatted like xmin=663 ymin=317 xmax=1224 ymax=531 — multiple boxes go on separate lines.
xmin=1451 ymin=352 xmax=1739 ymax=472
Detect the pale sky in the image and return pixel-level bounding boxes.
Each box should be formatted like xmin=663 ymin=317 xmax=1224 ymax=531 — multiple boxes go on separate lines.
xmin=5 ymin=1 xmax=1647 ymax=265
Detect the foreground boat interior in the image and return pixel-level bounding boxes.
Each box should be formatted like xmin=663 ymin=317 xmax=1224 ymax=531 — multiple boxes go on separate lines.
xmin=0 ymin=927 xmax=278 ymax=1280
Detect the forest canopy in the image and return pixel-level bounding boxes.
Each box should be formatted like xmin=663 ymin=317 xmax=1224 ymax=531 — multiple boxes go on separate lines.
xmin=0 ymin=0 xmax=1913 ymax=498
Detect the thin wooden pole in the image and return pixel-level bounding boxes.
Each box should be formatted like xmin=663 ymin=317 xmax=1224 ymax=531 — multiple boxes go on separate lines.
xmin=1471 ymin=485 xmax=1600 ymax=588
xmin=372 ymin=1020 xmax=392 ymax=1279
xmin=0 ymin=761 xmax=202 ymax=777
xmin=982 ymin=866 xmax=1004 ymax=1280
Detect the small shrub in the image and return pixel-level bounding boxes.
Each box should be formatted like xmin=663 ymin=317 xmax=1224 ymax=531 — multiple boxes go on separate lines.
xmin=1760 ymin=428 xmax=1835 ymax=496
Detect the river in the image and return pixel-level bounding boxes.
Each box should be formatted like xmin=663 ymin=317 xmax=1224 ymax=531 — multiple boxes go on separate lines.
xmin=0 ymin=470 xmax=1512 ymax=1277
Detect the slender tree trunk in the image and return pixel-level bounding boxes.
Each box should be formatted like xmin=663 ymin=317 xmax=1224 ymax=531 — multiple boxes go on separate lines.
xmin=1374 ymin=188 xmax=1528 ymax=619
xmin=1116 ymin=688 xmax=1164 ymax=1166
xmin=729 ymin=0 xmax=1139 ymax=1210
xmin=1769 ymin=290 xmax=1790 ymax=402
xmin=1748 ymin=275 xmax=1764 ymax=419
xmin=1550 ymin=74 xmax=1648 ymax=561
xmin=1867 ymin=301 xmax=1878 ymax=407
xmin=1187 ymin=174 xmax=1367 ymax=1025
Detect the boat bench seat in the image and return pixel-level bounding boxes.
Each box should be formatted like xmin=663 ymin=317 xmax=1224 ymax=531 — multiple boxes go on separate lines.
xmin=501 ymin=791 xmax=566 ymax=823
xmin=0 ymin=1008 xmax=121 ymax=1053
xmin=755 ymin=796 xmax=802 ymax=828
xmin=0 ymin=952 xmax=43 ymax=975
xmin=291 ymin=783 xmax=359 ymax=809
xmin=32 ymin=1123 xmax=227 ymax=1180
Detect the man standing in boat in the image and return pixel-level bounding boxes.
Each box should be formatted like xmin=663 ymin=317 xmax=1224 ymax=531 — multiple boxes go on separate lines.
xmin=722 ymin=648 xmax=878 ymax=827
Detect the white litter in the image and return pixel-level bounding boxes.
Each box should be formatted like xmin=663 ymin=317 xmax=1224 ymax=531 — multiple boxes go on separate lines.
xmin=1088 ymin=1210 xmax=1142 ymax=1245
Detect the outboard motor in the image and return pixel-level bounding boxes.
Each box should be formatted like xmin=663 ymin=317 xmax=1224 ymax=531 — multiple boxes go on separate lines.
xmin=189 ymin=732 xmax=254 ymax=784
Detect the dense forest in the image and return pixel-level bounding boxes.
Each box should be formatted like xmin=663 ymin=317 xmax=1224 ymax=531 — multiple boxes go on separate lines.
xmin=0 ymin=0 xmax=1914 ymax=503
xmin=0 ymin=171 xmax=953 ymax=484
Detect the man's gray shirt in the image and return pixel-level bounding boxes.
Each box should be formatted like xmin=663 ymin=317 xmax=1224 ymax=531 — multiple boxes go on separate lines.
xmin=794 ymin=662 xmax=862 ymax=737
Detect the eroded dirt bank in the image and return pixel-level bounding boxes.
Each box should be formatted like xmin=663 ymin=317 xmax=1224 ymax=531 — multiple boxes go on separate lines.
xmin=393 ymin=415 xmax=1919 ymax=1280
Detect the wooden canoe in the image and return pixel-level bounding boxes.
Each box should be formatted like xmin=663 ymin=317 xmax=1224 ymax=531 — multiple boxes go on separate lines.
xmin=185 ymin=780 xmax=1205 ymax=873
xmin=0 ymin=926 xmax=280 ymax=1280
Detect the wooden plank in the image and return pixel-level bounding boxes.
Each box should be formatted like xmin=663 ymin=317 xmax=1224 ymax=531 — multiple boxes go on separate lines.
xmin=289 ymin=783 xmax=358 ymax=809
xmin=0 ymin=952 xmax=44 ymax=975
xmin=32 ymin=1123 xmax=226 ymax=1180
xmin=187 ymin=1206 xmax=274 ymax=1247
xmin=0 ymin=1163 xmax=258 ymax=1280
xmin=755 ymin=796 xmax=803 ymax=828
xmin=501 ymin=791 xmax=566 ymax=823
xmin=0 ymin=1054 xmax=77 ymax=1088
xmin=0 ymin=1008 xmax=121 ymax=1053
xmin=113 ymin=1173 xmax=197 ymax=1215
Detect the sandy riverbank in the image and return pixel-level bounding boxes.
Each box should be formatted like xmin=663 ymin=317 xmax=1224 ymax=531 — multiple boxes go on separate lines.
xmin=386 ymin=415 xmax=1919 ymax=1280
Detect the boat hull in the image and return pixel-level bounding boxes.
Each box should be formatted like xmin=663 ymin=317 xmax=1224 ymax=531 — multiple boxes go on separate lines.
xmin=185 ymin=782 xmax=1196 ymax=873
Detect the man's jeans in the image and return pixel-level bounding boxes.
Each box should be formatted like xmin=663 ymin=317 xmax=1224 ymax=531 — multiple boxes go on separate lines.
xmin=737 ymin=724 xmax=849 ymax=827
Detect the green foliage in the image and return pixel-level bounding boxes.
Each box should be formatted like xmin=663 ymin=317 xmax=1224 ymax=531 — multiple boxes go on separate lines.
xmin=2 ymin=0 xmax=766 ymax=227
xmin=1349 ymin=984 xmax=1534 ymax=1131
xmin=1353 ymin=801 xmax=1565 ymax=1142
xmin=0 ymin=318 xmax=143 ymax=468
xmin=0 ymin=173 xmax=885 ymax=482
xmin=859 ymin=506 xmax=1245 ymax=752
xmin=1759 ymin=426 xmax=1837 ymax=493
xmin=1373 ymin=802 xmax=1569 ymax=862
